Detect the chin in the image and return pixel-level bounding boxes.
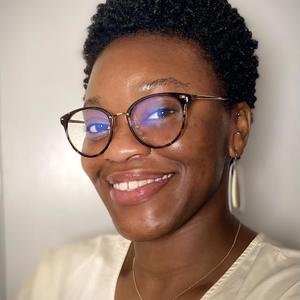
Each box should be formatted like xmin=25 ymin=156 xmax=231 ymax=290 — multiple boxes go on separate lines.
xmin=111 ymin=213 xmax=178 ymax=242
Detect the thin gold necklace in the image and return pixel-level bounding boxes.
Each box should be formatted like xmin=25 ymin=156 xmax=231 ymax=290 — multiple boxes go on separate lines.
xmin=132 ymin=222 xmax=241 ymax=300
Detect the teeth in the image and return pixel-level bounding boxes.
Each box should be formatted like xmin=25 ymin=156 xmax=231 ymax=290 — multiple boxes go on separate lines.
xmin=128 ymin=181 xmax=139 ymax=190
xmin=138 ymin=180 xmax=148 ymax=187
xmin=119 ymin=182 xmax=128 ymax=191
xmin=112 ymin=174 xmax=173 ymax=191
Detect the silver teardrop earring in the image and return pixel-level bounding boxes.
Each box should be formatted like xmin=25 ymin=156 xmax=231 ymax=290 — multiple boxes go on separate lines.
xmin=228 ymin=128 xmax=245 ymax=214
xmin=228 ymin=155 xmax=241 ymax=212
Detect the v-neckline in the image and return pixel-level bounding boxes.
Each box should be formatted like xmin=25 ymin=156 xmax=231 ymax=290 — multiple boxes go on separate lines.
xmin=111 ymin=234 xmax=263 ymax=300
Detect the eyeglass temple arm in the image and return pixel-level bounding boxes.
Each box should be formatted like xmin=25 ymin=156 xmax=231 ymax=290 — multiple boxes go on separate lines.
xmin=68 ymin=120 xmax=85 ymax=124
xmin=60 ymin=114 xmax=85 ymax=129
xmin=191 ymin=95 xmax=229 ymax=101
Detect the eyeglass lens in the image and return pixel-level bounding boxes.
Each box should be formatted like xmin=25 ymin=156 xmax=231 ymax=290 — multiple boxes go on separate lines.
xmin=66 ymin=94 xmax=184 ymax=156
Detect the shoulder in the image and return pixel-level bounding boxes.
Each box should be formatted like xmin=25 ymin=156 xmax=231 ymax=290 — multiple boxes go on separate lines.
xmin=18 ymin=234 xmax=131 ymax=300
xmin=253 ymin=234 xmax=300 ymax=275
xmin=46 ymin=234 xmax=130 ymax=264
xmin=36 ymin=234 xmax=130 ymax=277
xmin=237 ymin=234 xmax=300 ymax=299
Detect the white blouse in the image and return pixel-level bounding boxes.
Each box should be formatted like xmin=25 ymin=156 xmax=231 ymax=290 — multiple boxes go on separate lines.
xmin=18 ymin=233 xmax=300 ymax=300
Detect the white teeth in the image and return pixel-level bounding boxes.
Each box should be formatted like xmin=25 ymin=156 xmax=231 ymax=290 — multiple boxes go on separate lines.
xmin=118 ymin=182 xmax=128 ymax=191
xmin=138 ymin=180 xmax=148 ymax=187
xmin=112 ymin=174 xmax=173 ymax=191
xmin=128 ymin=181 xmax=139 ymax=190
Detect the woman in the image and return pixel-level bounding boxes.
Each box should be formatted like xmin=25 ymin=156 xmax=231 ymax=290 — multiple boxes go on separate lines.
xmin=19 ymin=0 xmax=300 ymax=299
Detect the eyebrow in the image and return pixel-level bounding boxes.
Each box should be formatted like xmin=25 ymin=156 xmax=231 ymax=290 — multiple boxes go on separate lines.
xmin=139 ymin=77 xmax=191 ymax=91
xmin=83 ymin=77 xmax=191 ymax=107
xmin=83 ymin=96 xmax=102 ymax=107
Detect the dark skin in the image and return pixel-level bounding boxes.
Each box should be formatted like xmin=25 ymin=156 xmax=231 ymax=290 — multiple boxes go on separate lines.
xmin=82 ymin=34 xmax=256 ymax=299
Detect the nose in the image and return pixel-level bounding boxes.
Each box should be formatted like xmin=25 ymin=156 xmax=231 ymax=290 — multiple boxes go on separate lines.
xmin=102 ymin=113 xmax=150 ymax=162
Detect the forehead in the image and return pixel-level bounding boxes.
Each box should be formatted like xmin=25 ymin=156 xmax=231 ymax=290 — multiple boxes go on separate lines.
xmin=85 ymin=34 xmax=222 ymax=106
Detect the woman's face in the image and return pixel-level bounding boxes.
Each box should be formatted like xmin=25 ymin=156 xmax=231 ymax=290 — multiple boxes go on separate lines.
xmin=82 ymin=34 xmax=234 ymax=241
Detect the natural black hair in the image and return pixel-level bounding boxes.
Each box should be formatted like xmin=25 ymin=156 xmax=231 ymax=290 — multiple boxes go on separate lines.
xmin=83 ymin=0 xmax=259 ymax=108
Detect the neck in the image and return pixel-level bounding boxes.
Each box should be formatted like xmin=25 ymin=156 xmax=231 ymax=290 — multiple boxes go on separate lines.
xmin=122 ymin=173 xmax=257 ymax=299
xmin=132 ymin=200 xmax=238 ymax=278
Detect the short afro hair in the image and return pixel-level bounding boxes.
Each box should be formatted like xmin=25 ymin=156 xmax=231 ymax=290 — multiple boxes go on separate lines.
xmin=83 ymin=0 xmax=259 ymax=108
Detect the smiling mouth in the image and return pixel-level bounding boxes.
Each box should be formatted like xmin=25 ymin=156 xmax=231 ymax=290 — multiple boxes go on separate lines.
xmin=108 ymin=172 xmax=174 ymax=205
xmin=112 ymin=173 xmax=173 ymax=191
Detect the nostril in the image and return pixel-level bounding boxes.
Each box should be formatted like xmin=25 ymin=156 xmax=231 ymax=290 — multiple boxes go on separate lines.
xmin=127 ymin=154 xmax=144 ymax=161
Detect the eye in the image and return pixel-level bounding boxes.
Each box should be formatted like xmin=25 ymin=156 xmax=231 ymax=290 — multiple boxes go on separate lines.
xmin=146 ymin=108 xmax=176 ymax=120
xmin=86 ymin=123 xmax=110 ymax=133
xmin=86 ymin=123 xmax=110 ymax=140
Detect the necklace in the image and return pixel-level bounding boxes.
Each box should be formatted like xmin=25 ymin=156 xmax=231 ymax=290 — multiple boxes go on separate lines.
xmin=132 ymin=222 xmax=241 ymax=300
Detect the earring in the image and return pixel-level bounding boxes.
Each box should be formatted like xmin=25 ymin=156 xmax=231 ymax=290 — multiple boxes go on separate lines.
xmin=228 ymin=156 xmax=240 ymax=212
xmin=228 ymin=128 xmax=245 ymax=214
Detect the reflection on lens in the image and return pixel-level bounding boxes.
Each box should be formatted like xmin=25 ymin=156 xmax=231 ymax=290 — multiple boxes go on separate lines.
xmin=67 ymin=108 xmax=111 ymax=156
xmin=130 ymin=95 xmax=183 ymax=147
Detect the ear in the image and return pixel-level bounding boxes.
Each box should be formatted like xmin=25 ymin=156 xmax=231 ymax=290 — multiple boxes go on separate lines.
xmin=228 ymin=102 xmax=252 ymax=158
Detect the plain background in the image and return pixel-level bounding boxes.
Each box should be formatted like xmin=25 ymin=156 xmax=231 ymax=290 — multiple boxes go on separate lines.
xmin=0 ymin=0 xmax=300 ymax=299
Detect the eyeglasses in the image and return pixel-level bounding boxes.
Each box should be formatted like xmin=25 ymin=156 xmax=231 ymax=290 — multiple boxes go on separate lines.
xmin=60 ymin=92 xmax=229 ymax=157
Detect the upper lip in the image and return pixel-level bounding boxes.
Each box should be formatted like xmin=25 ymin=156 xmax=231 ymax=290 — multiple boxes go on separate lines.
xmin=106 ymin=170 xmax=175 ymax=184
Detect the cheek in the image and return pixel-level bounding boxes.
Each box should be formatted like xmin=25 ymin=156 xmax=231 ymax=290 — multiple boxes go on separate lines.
xmin=170 ymin=110 xmax=228 ymax=167
xmin=189 ymin=115 xmax=228 ymax=176
xmin=81 ymin=156 xmax=100 ymax=182
xmin=159 ymin=110 xmax=229 ymax=199
xmin=81 ymin=157 xmax=110 ymax=207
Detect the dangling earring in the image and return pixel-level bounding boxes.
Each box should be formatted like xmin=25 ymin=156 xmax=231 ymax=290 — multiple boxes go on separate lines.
xmin=228 ymin=147 xmax=246 ymax=214
xmin=228 ymin=156 xmax=240 ymax=212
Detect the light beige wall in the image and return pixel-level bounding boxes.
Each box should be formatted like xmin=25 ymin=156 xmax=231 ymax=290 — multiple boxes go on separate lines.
xmin=0 ymin=1 xmax=111 ymax=299
xmin=229 ymin=0 xmax=300 ymax=247
xmin=0 ymin=86 xmax=6 ymax=300
xmin=0 ymin=0 xmax=299 ymax=299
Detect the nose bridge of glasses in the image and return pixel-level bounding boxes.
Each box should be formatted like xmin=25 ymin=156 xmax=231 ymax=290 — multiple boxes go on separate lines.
xmin=109 ymin=111 xmax=132 ymax=132
xmin=106 ymin=110 xmax=148 ymax=157
xmin=113 ymin=112 xmax=129 ymax=118
xmin=112 ymin=112 xmax=130 ymax=126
